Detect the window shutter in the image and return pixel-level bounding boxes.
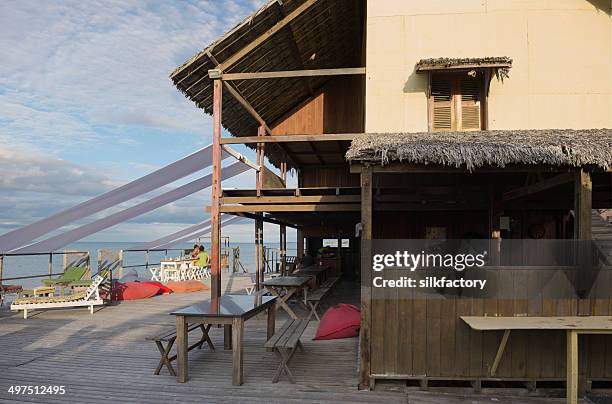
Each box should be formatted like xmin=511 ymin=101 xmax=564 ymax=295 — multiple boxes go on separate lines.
xmin=431 ymin=76 xmax=452 ymax=131
xmin=459 ymin=75 xmax=482 ymax=131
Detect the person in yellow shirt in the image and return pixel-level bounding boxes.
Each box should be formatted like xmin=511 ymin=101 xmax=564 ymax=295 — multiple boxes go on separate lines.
xmin=196 ymin=245 xmax=209 ymax=268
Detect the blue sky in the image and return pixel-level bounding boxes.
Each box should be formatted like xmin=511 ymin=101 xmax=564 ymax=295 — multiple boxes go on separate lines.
xmin=0 ymin=0 xmax=296 ymax=243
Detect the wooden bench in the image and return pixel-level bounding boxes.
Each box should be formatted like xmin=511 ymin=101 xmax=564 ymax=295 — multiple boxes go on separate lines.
xmin=147 ymin=323 xmax=215 ymax=376
xmin=305 ymin=277 xmax=339 ymax=320
xmin=264 ymin=319 xmax=308 ymax=383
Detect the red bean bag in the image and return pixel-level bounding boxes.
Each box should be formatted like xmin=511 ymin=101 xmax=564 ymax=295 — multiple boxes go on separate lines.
xmin=166 ymin=280 xmax=209 ymax=293
xmin=113 ymin=281 xmax=160 ymax=301
xmin=314 ymin=304 xmax=361 ymax=340
xmin=141 ymin=281 xmax=173 ymax=295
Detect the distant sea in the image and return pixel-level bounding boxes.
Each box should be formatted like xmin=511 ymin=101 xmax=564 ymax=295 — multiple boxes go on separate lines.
xmin=1 ymin=241 xmax=297 ymax=289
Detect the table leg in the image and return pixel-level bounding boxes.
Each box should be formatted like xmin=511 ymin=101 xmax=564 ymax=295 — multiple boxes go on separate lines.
xmin=176 ymin=315 xmax=188 ymax=383
xmin=267 ymin=303 xmax=276 ymax=351
xmin=224 ymin=324 xmax=232 ymax=350
xmin=232 ymin=318 xmax=244 ymax=386
xmin=490 ymin=329 xmax=510 ymax=377
xmin=269 ymin=287 xmax=299 ymax=319
xmin=567 ymin=330 xmax=578 ymax=404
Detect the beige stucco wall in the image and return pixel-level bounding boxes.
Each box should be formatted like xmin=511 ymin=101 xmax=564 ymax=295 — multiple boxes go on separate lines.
xmin=365 ymin=0 xmax=612 ymax=132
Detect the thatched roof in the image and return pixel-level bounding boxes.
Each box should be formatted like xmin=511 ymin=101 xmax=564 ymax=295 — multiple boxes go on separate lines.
xmin=170 ymin=0 xmax=363 ymax=168
xmin=346 ymin=129 xmax=612 ymax=171
xmin=415 ymin=57 xmax=512 ymax=72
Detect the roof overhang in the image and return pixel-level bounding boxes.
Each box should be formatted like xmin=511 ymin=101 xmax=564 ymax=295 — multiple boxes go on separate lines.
xmin=415 ymin=57 xmax=512 ymax=72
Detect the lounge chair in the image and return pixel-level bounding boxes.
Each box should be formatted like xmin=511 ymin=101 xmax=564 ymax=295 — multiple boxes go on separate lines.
xmin=42 ymin=265 xmax=88 ymax=288
xmin=11 ymin=275 xmax=105 ymax=319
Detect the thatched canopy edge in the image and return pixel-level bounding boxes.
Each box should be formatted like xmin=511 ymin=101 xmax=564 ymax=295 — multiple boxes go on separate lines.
xmin=345 ymin=129 xmax=612 ymax=172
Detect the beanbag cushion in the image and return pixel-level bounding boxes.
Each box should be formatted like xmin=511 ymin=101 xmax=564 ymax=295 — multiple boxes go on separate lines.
xmin=113 ymin=281 xmax=160 ymax=300
xmin=141 ymin=281 xmax=173 ymax=295
xmin=314 ymin=304 xmax=361 ymax=340
xmin=166 ymin=280 xmax=209 ymax=293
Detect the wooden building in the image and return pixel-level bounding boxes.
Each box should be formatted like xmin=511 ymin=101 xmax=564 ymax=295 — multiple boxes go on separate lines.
xmin=170 ymin=0 xmax=612 ymax=394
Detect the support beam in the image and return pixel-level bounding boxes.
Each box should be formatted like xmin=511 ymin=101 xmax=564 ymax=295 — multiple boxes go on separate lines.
xmin=279 ymin=162 xmax=287 ymax=275
xmin=210 ymin=79 xmax=223 ymax=298
xmin=221 ymin=133 xmax=361 ymax=144
xmin=215 ymin=67 xmax=366 ymax=81
xmin=359 ymin=165 xmax=373 ymax=390
xmin=222 ymin=81 xmax=271 ymax=133
xmin=255 ymin=124 xmax=265 ymax=289
xmin=222 ymin=145 xmax=260 ymax=171
xmin=502 ymin=172 xmax=575 ymax=202
xmin=574 ymin=169 xmax=592 ymax=240
xmin=225 ymin=211 xmax=298 ymax=229
xmin=221 ymin=195 xmax=361 ymax=204
xmin=214 ymin=0 xmax=319 ymax=73
xmin=219 ymin=204 xmax=360 ymax=213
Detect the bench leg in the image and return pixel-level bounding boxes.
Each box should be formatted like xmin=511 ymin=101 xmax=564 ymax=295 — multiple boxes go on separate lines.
xmin=307 ymin=301 xmax=320 ymax=321
xmin=272 ymin=347 xmax=297 ymax=383
xmin=154 ymin=339 xmax=176 ymax=376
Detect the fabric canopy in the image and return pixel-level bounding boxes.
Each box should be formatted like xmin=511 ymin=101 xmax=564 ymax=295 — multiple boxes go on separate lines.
xmin=11 ymin=162 xmax=249 ymax=254
xmin=153 ymin=215 xmax=245 ymax=250
xmin=127 ymin=219 xmax=213 ymax=251
xmin=0 ymin=145 xmax=229 ymax=253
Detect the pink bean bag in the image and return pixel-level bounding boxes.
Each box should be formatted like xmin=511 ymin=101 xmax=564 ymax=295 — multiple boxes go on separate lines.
xmin=141 ymin=281 xmax=173 ymax=295
xmin=314 ymin=303 xmax=361 ymax=340
xmin=113 ymin=281 xmax=160 ymax=301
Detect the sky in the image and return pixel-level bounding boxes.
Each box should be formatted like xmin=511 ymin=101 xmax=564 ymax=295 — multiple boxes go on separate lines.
xmin=0 ymin=0 xmax=296 ymax=244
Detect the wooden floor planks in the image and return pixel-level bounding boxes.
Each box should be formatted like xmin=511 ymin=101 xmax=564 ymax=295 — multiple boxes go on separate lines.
xmin=0 ymin=273 xmax=587 ymax=403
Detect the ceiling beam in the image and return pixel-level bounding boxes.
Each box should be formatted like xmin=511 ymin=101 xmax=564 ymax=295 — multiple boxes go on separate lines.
xmin=211 ymin=67 xmax=366 ymax=81
xmin=214 ymin=0 xmax=319 ymax=73
xmin=221 ymin=133 xmax=362 ymax=144
xmin=502 ymin=172 xmax=575 ymax=202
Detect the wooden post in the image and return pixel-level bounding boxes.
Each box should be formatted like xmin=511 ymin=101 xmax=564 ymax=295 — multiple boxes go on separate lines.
xmin=567 ymin=330 xmax=578 ymax=404
xmin=574 ymin=169 xmax=592 ymax=397
xmin=280 ymin=162 xmax=287 ymax=275
xmin=297 ymin=229 xmax=304 ymax=258
xmin=48 ymin=253 xmax=53 ymax=278
xmin=255 ymin=124 xmax=265 ymax=289
xmin=210 ymin=79 xmax=223 ymax=299
xmin=574 ymin=169 xmax=592 ymax=241
xmin=359 ymin=165 xmax=373 ymax=389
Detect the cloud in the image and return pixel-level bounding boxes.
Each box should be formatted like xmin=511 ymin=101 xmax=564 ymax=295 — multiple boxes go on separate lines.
xmin=0 ymin=144 xmax=116 ymax=196
xmin=0 ymin=0 xmax=277 ymax=242
xmin=0 ymin=0 xmax=267 ymax=152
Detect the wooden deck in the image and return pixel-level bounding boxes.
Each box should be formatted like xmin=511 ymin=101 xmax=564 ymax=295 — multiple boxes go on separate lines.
xmin=0 ymin=274 xmax=586 ymax=403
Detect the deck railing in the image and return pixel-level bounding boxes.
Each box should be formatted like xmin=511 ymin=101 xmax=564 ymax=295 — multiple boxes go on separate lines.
xmin=0 ymin=250 xmax=90 ymax=284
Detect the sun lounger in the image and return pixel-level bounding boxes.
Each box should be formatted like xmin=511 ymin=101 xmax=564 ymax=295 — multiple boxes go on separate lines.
xmin=42 ymin=265 xmax=88 ymax=287
xmin=11 ymin=275 xmax=105 ymax=319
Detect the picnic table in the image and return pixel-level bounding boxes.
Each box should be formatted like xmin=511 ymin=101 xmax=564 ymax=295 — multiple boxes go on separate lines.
xmin=292 ymin=265 xmax=328 ymax=287
xmin=262 ymin=276 xmax=311 ymax=320
xmin=171 ymin=295 xmax=277 ymax=386
xmin=462 ymin=316 xmax=612 ymax=404
xmin=154 ymin=258 xmax=193 ymax=282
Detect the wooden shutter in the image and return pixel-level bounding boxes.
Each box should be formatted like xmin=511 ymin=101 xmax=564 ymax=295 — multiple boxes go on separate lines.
xmin=429 ymin=72 xmax=484 ymax=132
xmin=459 ymin=75 xmax=482 ymax=131
xmin=431 ymin=75 xmax=452 ymax=131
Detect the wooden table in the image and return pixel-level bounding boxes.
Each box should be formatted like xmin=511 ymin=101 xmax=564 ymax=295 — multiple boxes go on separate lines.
xmin=262 ymin=276 xmax=311 ymax=320
xmin=292 ymin=265 xmax=328 ymax=287
xmin=461 ymin=316 xmax=612 ymax=404
xmin=171 ymin=294 xmax=277 ymax=385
